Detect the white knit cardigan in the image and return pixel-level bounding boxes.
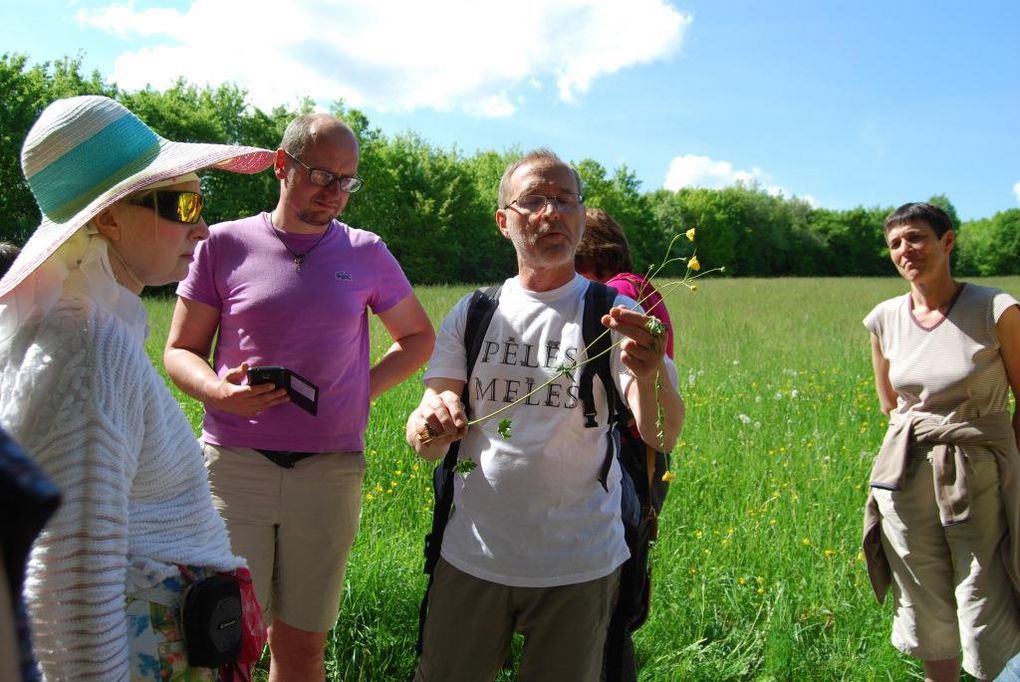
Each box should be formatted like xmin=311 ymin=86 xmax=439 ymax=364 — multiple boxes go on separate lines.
xmin=0 ymin=294 xmax=242 ymax=681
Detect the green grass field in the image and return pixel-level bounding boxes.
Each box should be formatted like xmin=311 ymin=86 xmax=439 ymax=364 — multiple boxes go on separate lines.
xmin=143 ymin=276 xmax=1020 ymax=681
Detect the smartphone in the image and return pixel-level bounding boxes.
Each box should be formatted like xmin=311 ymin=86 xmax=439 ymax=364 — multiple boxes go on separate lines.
xmin=246 ymin=365 xmax=319 ymax=415
xmin=246 ymin=366 xmax=288 ymax=391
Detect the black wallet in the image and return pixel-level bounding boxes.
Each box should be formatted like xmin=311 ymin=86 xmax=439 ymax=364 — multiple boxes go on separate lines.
xmin=247 ymin=365 xmax=319 ymax=415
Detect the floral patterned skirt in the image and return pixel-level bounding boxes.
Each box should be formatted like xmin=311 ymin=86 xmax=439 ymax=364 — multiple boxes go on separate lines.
xmin=125 ymin=567 xmax=218 ymax=682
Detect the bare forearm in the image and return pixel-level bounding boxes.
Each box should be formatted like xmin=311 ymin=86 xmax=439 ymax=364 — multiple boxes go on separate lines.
xmin=369 ymin=330 xmax=434 ymax=400
xmin=629 ymin=366 xmax=685 ymax=452
xmin=164 ymin=347 xmax=222 ymax=403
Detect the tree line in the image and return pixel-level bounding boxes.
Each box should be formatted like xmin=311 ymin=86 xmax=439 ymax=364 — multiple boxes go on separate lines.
xmin=3 ymin=53 xmax=1018 ymax=284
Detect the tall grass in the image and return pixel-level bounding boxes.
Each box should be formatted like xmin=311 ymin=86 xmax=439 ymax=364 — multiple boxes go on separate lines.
xmin=143 ymin=276 xmax=1020 ymax=680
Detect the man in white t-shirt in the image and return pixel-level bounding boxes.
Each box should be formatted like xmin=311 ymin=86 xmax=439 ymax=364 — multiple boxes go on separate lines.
xmin=405 ymin=149 xmax=684 ymax=681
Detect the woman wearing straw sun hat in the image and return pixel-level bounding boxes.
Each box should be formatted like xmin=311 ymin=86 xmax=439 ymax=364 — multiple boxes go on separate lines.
xmin=0 ymin=95 xmax=275 ymax=681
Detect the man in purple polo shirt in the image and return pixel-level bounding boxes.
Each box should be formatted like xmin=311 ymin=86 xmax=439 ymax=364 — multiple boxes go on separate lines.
xmin=164 ymin=113 xmax=434 ymax=682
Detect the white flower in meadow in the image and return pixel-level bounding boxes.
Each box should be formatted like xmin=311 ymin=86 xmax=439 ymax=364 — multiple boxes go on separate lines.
xmin=687 ymin=371 xmax=698 ymax=386
xmin=732 ymin=360 xmax=740 ymax=365
xmin=755 ymin=395 xmax=763 ymax=403
xmin=774 ymin=391 xmax=783 ymax=400
xmin=754 ymin=421 xmax=762 ymax=429
xmin=791 ymin=389 xmax=800 ymax=399
xmin=738 ymin=413 xmax=752 ymax=425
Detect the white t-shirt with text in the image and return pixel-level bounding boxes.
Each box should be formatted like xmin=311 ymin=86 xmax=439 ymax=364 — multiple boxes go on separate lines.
xmin=424 ymin=274 xmax=637 ymax=587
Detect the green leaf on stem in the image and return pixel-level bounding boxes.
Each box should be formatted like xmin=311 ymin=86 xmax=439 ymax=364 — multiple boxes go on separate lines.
xmin=497 ymin=418 xmax=513 ymax=439
xmin=453 ymin=459 xmax=477 ymax=475
xmin=646 ymin=317 xmax=667 ymax=338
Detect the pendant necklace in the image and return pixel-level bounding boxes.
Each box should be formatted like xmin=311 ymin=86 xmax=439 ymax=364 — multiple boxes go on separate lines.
xmin=268 ymin=216 xmax=331 ymax=272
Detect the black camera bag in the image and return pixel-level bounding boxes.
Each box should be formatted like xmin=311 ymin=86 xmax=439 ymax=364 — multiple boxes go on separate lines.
xmin=181 ymin=574 xmax=243 ymax=667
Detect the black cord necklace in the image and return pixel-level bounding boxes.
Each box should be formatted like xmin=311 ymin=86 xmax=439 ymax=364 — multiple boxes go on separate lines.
xmin=268 ymin=216 xmax=331 ymax=272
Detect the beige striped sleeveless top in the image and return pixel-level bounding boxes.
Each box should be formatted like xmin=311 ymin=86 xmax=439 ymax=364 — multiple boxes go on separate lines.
xmin=864 ymin=283 xmax=1019 ymax=425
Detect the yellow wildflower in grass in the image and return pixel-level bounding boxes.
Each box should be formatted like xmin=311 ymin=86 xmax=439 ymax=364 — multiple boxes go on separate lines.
xmin=823 ymin=548 xmax=838 ymax=558
xmin=738 ymin=576 xmax=747 ymax=586
xmin=689 ymin=255 xmax=701 ymax=271
xmin=662 ymin=470 xmax=676 ymax=483
xmin=365 ymin=493 xmax=375 ymax=502
xmin=686 ymin=227 xmax=696 ymax=241
xmin=801 ymin=537 xmax=811 ymax=546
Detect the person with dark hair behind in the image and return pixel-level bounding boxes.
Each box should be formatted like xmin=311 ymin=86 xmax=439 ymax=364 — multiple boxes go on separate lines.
xmin=0 ymin=427 xmax=60 ymax=682
xmin=575 ymin=208 xmax=674 ymax=359
xmin=0 ymin=243 xmax=21 ymax=278
xmin=863 ymin=201 xmax=1020 ymax=680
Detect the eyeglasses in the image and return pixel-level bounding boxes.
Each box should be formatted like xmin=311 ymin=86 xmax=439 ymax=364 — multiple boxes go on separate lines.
xmin=285 ymin=150 xmax=364 ymax=193
xmin=503 ymin=193 xmax=584 ymax=213
xmin=126 ymin=190 xmax=204 ymax=224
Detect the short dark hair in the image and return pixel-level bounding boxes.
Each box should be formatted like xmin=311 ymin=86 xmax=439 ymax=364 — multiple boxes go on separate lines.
xmin=497 ymin=149 xmax=583 ymax=210
xmin=0 ymin=242 xmax=20 ymax=277
xmin=884 ymin=202 xmax=953 ymax=238
xmin=574 ymin=208 xmax=633 ymax=280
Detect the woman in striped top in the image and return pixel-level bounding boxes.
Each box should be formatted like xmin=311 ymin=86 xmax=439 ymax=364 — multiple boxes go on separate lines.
xmin=0 ymin=96 xmax=274 ymax=681
xmin=862 ymin=202 xmax=1020 ymax=681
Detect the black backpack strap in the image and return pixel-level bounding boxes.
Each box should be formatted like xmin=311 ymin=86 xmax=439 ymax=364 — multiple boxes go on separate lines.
xmin=576 ymin=281 xmax=622 ymax=490
xmin=416 ymin=284 xmax=501 ymax=656
xmin=579 ymin=281 xmax=618 ymax=427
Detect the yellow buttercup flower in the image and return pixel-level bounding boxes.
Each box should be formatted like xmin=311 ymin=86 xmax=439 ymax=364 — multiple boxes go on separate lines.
xmin=685 ymin=227 xmax=696 ymax=241
xmin=689 ymin=255 xmax=701 ymax=271
xmin=662 ymin=470 xmax=676 ymax=483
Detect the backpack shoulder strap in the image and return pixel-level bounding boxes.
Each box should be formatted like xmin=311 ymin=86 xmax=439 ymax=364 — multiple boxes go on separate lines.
xmin=462 ymin=284 xmax=502 ymax=393
xmin=417 ymin=284 xmax=501 ymax=657
xmin=578 ymin=280 xmax=621 ymax=428
xmin=577 ymin=281 xmax=625 ymax=492
xmin=427 ymin=283 xmax=502 ymax=568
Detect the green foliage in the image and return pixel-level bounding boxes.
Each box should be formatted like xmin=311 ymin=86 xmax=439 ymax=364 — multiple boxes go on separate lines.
xmin=956 ymin=209 xmax=1020 ymax=276
xmin=1 ymin=52 xmax=1015 ymax=280
xmin=497 ymin=418 xmax=513 ymax=439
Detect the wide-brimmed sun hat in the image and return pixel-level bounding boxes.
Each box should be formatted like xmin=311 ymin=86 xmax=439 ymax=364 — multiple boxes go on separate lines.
xmin=0 ymin=95 xmax=276 ymax=298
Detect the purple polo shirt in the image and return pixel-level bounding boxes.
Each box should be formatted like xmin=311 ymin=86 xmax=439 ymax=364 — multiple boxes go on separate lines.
xmin=176 ymin=212 xmax=412 ymax=452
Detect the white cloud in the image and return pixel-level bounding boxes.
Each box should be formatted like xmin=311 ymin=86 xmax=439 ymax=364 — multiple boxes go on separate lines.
xmin=663 ymin=154 xmax=782 ymax=194
xmin=77 ymin=0 xmax=690 ymax=117
xmin=662 ymin=153 xmax=818 ymax=205
xmin=1014 ymin=181 xmax=1020 ymax=204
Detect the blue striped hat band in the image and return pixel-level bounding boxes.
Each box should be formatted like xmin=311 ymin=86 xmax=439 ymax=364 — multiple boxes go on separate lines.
xmin=22 ymin=97 xmax=161 ymax=222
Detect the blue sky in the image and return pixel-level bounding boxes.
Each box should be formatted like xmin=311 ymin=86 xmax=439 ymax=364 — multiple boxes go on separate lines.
xmin=4 ymin=0 xmax=1018 ymax=220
